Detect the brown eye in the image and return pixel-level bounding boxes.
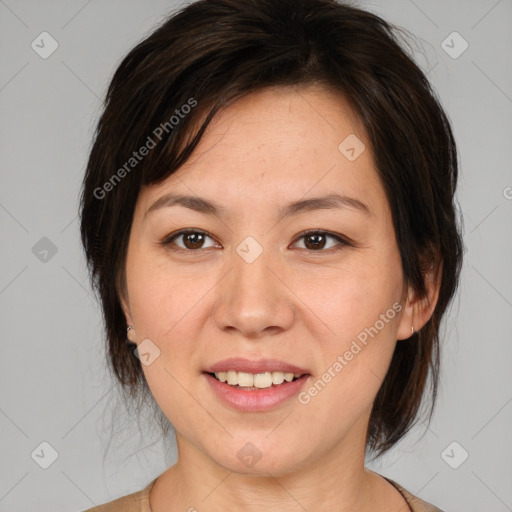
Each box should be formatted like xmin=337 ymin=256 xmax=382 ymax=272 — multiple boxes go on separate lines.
xmin=304 ymin=232 xmax=327 ymax=250
xmin=293 ymin=230 xmax=350 ymax=252
xmin=182 ymin=232 xmax=206 ymax=249
xmin=162 ymin=230 xmax=218 ymax=251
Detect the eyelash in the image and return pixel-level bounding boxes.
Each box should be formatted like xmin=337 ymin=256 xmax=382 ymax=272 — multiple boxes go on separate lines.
xmin=160 ymin=229 xmax=353 ymax=254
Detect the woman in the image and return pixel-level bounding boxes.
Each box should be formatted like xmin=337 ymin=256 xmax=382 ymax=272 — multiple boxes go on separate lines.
xmin=79 ymin=0 xmax=463 ymax=510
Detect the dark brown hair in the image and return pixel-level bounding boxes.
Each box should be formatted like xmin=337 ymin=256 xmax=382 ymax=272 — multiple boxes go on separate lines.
xmin=80 ymin=0 xmax=463 ymax=456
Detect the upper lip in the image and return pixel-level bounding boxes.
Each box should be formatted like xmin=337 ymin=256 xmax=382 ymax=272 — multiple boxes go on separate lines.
xmin=205 ymin=357 xmax=310 ymax=375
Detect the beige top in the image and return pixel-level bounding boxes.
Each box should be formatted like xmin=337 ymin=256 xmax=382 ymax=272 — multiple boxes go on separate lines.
xmin=82 ymin=476 xmax=444 ymax=512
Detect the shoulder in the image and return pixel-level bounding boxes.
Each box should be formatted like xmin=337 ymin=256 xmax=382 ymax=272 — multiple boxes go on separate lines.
xmin=80 ymin=479 xmax=157 ymax=512
xmin=385 ymin=477 xmax=445 ymax=512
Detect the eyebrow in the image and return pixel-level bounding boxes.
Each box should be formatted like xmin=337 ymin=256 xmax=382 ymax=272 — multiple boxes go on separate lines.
xmin=145 ymin=192 xmax=371 ymax=220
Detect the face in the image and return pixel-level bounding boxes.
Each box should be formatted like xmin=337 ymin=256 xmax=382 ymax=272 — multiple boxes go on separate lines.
xmin=122 ymin=85 xmax=415 ymax=477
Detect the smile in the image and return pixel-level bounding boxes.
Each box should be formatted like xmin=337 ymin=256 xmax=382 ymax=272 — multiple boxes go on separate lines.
xmin=211 ymin=370 xmax=304 ymax=389
xmin=204 ymin=372 xmax=310 ymax=412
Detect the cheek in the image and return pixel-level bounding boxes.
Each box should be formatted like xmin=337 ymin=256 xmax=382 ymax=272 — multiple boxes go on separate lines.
xmin=292 ymin=249 xmax=403 ymax=350
xmin=291 ymin=249 xmax=404 ymax=415
xmin=125 ymin=245 xmax=215 ymax=340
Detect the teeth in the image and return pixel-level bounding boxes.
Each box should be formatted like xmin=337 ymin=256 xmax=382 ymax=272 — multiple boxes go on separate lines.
xmin=238 ymin=371 xmax=254 ymax=387
xmin=272 ymin=372 xmax=285 ymax=385
xmin=253 ymin=372 xmax=271 ymax=388
xmin=213 ymin=371 xmax=302 ymax=389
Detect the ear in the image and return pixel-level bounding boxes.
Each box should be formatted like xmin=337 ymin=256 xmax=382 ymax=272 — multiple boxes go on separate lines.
xmin=117 ymin=275 xmax=136 ymax=342
xmin=397 ymin=261 xmax=442 ymax=340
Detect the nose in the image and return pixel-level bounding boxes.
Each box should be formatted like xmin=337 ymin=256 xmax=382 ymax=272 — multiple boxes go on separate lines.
xmin=213 ymin=244 xmax=295 ymax=339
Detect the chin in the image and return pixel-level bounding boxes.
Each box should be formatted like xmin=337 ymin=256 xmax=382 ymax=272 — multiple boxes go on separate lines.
xmin=205 ymin=436 xmax=309 ymax=478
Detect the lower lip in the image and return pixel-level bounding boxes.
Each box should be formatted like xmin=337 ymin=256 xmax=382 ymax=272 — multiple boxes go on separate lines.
xmin=204 ymin=373 xmax=310 ymax=412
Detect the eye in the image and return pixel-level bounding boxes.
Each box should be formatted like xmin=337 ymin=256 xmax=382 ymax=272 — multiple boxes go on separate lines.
xmin=161 ymin=229 xmax=352 ymax=253
xmin=161 ymin=229 xmax=219 ymax=251
xmin=292 ymin=230 xmax=351 ymax=252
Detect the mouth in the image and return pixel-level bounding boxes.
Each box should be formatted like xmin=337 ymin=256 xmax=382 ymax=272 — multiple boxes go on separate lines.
xmin=203 ymin=370 xmax=311 ymax=412
xmin=206 ymin=370 xmax=306 ymax=390
xmin=203 ymin=357 xmax=311 ymax=411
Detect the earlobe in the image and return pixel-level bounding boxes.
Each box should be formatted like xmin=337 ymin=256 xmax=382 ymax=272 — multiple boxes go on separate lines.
xmin=126 ymin=324 xmax=137 ymax=343
xmin=123 ymin=311 xmax=137 ymax=343
xmin=118 ymin=291 xmax=136 ymax=342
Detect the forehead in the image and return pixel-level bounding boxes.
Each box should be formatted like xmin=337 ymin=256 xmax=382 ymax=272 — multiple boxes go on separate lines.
xmin=138 ymin=85 xmax=387 ymax=219
xmin=183 ymin=85 xmax=366 ymax=168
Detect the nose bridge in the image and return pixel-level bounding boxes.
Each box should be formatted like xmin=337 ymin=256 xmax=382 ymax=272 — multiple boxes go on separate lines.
xmin=213 ymin=235 xmax=294 ymax=336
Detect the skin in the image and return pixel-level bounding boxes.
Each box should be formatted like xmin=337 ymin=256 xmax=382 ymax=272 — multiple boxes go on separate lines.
xmin=121 ymin=85 xmax=440 ymax=512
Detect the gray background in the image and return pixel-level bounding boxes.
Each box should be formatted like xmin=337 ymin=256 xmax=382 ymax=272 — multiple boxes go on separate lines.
xmin=0 ymin=0 xmax=511 ymax=510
